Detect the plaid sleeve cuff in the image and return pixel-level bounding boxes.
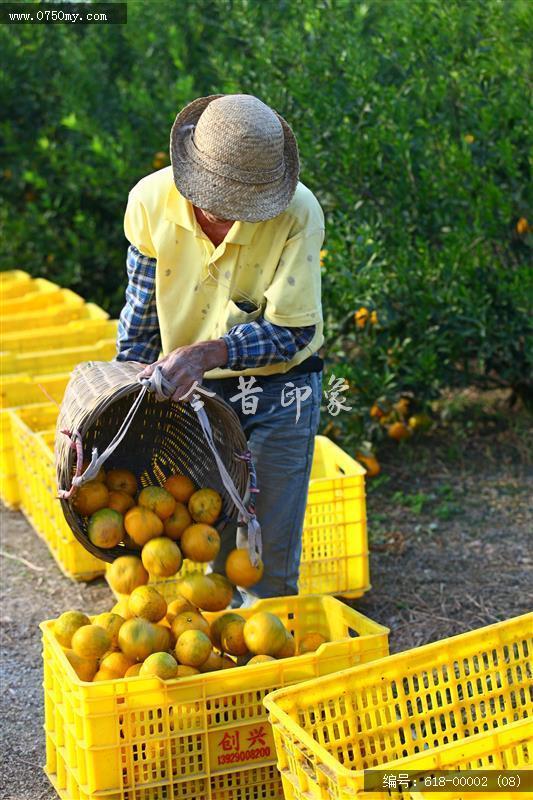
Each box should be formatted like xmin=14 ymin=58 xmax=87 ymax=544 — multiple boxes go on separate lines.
xmin=222 ymin=318 xmax=315 ymax=371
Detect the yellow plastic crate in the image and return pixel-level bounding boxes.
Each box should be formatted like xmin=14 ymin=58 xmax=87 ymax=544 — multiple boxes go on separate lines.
xmin=406 ymin=719 xmax=531 ymax=799
xmin=9 ymin=411 xmax=105 ymax=580
xmin=0 ymin=402 xmax=59 ymax=508
xmin=1 ymin=318 xmax=117 ymax=354
xmin=301 ymin=435 xmax=368 ymax=597
xmin=0 ymin=375 xmax=69 ymax=507
xmin=264 ymin=613 xmax=533 ymax=800
xmin=0 ymin=301 xmax=108 ymax=335
xmin=106 ymin=435 xmax=369 ymax=602
xmin=0 ymin=269 xmax=30 ymax=286
xmin=0 ymin=338 xmax=117 ymax=375
xmin=41 ymin=595 xmax=389 ymax=800
xmin=0 ymin=371 xmax=70 ymax=410
xmin=0 ymin=270 xmax=34 ymax=298
xmin=0 ymin=279 xmax=78 ymax=313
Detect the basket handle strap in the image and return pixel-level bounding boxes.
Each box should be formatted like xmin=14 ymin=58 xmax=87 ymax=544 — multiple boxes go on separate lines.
xmin=195 ymin=405 xmax=262 ymax=565
xmin=59 ymin=385 xmax=149 ymax=495
xmin=61 ymin=367 xmax=174 ymax=495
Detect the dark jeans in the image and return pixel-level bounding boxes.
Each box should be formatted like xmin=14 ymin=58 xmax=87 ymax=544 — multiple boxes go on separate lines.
xmin=202 ymin=371 xmax=322 ymax=599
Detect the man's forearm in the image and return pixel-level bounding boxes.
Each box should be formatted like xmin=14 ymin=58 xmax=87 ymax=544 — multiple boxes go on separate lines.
xmin=196 ymin=339 xmax=229 ymax=371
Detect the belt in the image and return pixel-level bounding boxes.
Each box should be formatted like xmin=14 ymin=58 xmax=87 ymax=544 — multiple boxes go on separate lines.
xmin=285 ymin=354 xmax=323 ymax=375
xmin=253 ymin=354 xmax=324 ymax=381
xmin=207 ymin=356 xmax=324 ymax=385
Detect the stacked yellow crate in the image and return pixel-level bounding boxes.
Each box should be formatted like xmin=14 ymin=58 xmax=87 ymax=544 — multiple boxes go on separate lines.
xmin=0 ymin=271 xmax=110 ymax=578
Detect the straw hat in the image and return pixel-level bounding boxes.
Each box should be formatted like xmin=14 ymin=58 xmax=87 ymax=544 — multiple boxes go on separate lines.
xmin=170 ymin=94 xmax=300 ymax=222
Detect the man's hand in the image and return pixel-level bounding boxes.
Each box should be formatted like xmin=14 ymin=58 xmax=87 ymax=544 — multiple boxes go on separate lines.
xmin=139 ymin=340 xmax=228 ymax=403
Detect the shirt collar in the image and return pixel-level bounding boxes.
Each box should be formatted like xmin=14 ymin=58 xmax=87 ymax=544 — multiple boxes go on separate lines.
xmin=164 ymin=183 xmax=258 ymax=245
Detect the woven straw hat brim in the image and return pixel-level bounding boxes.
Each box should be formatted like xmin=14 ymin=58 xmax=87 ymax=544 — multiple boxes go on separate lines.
xmin=170 ymin=95 xmax=300 ymax=223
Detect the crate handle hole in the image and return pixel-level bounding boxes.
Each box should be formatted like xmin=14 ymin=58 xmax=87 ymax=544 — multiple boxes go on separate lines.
xmin=335 ymin=464 xmax=346 ymax=475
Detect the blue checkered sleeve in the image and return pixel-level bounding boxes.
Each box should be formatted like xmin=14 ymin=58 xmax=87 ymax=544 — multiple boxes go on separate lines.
xmin=222 ymin=319 xmax=316 ymax=371
xmin=116 ymin=245 xmax=162 ymax=364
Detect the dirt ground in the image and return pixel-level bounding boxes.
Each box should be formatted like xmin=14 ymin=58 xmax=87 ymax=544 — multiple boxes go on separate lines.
xmin=0 ymin=399 xmax=531 ymax=799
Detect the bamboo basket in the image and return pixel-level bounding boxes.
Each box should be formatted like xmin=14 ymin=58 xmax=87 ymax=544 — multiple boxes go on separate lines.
xmin=55 ymin=361 xmax=250 ymax=562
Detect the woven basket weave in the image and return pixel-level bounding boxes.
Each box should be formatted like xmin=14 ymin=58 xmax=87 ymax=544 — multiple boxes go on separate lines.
xmin=55 ymin=361 xmax=249 ymax=562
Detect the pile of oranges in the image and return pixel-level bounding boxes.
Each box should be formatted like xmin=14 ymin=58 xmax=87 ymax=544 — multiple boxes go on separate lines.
xmin=53 ymin=593 xmax=329 ymax=683
xmin=71 ymin=467 xmax=263 ymax=592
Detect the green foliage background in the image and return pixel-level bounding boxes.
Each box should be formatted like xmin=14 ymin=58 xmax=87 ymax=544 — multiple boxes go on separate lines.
xmin=1 ymin=0 xmax=531 ymax=444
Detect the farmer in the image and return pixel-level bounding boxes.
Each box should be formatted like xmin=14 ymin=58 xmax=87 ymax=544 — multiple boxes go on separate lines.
xmin=116 ymin=94 xmax=324 ymax=599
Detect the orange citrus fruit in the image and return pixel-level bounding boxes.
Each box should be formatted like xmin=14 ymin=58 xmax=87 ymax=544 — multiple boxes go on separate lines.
xmin=299 ymin=632 xmax=328 ymax=654
xmin=175 ymin=629 xmax=212 ymax=667
xmin=370 ymin=403 xmax=386 ymax=419
xmin=164 ymin=474 xmax=196 ymax=503
xmin=202 ymin=573 xmax=233 ymax=611
xmin=171 ymin=610 xmax=210 ymax=641
xmin=88 ymin=508 xmax=124 ymax=549
xmin=177 ymin=572 xmax=218 ymax=610
xmin=354 ymin=307 xmax=369 ymax=328
xmin=166 ymin=596 xmax=196 ymax=625
xmin=408 ymin=413 xmax=432 ymax=432
xmin=71 ymin=625 xmax=111 ymax=660
xmin=247 ymin=655 xmax=276 ymax=664
xmin=111 ymin=597 xmax=134 ymax=620
xmin=141 ymin=537 xmax=182 ymax=577
xmin=198 ymin=651 xmax=225 ymax=672
xmin=72 ymin=480 xmax=109 ymax=516
xmin=53 ymin=610 xmax=90 ymax=648
xmin=516 ymin=217 xmax=529 ymax=235
xmin=355 ymin=453 xmax=381 ymax=478
xmin=118 ymin=618 xmax=161 ymax=661
xmin=188 ymin=488 xmax=222 ymax=524
xmin=128 ymin=585 xmax=167 ymax=622
xmin=210 ymin=612 xmax=243 ymax=650
xmin=394 ymin=398 xmax=410 ymax=418
xmin=108 ymin=490 xmax=135 ymax=514
xmin=106 ymin=469 xmax=138 ymax=496
xmin=125 ymin=663 xmax=143 ymax=677
xmin=163 ymin=502 xmax=192 ymax=540
xmin=138 ymin=486 xmax=176 ymax=520
xmin=225 ymin=549 xmax=264 ymax=588
xmin=81 ymin=460 xmax=106 ymax=483
xmin=180 ymin=523 xmax=220 ymax=562
xmin=176 ymin=665 xmax=200 ymax=677
xmin=140 ymin=652 xmax=179 ymax=679
xmin=387 ymin=422 xmax=411 ymax=441
xmin=93 ymin=612 xmax=125 ymax=648
xmin=100 ymin=651 xmax=136 ymax=678
xmin=153 ymin=624 xmax=172 ymax=652
xmin=219 ymin=616 xmax=248 ymax=657
xmin=93 ymin=668 xmax=117 ymax=682
xmin=277 ymin=630 xmax=296 ymax=659
xmin=243 ymin=612 xmax=287 ymax=657
xmin=64 ymin=649 xmax=98 ymax=681
xmin=124 ymin=506 xmax=164 ymax=546
xmin=107 ymin=555 xmax=149 ymax=595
